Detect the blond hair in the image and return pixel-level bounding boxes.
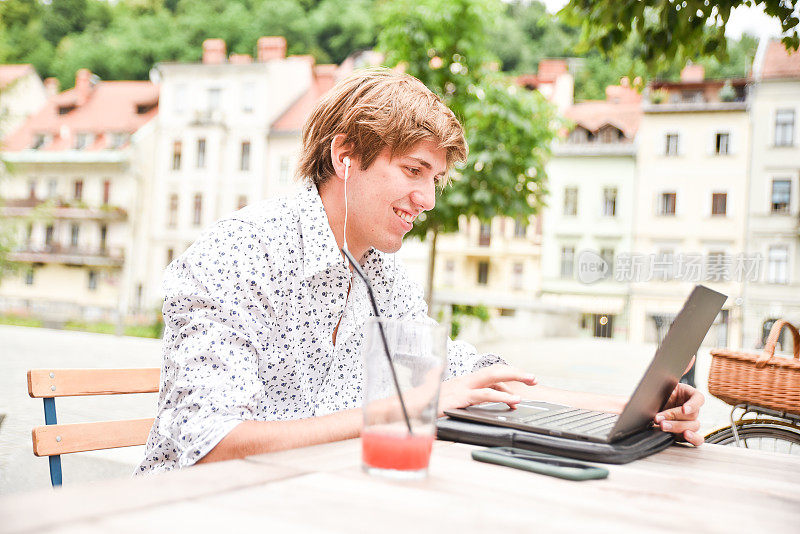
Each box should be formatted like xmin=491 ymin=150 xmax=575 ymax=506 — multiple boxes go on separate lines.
xmin=297 ymin=67 xmax=467 ymax=186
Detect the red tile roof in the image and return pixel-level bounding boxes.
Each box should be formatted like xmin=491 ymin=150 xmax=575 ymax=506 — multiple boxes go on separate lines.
xmin=271 ymin=64 xmax=339 ymax=133
xmin=2 ymin=72 xmax=158 ymax=152
xmin=0 ymin=64 xmax=36 ymax=89
xmin=762 ymin=40 xmax=800 ymax=79
xmin=564 ymin=85 xmax=642 ymax=138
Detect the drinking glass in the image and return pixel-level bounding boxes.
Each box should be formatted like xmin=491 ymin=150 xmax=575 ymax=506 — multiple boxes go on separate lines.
xmin=361 ymin=318 xmax=448 ymax=479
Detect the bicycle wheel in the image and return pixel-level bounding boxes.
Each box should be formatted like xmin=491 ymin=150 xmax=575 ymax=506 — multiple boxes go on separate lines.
xmin=705 ymin=422 xmax=800 ymax=455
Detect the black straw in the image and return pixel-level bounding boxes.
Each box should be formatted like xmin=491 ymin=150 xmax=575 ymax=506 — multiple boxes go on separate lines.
xmin=341 ymin=247 xmax=414 ymax=435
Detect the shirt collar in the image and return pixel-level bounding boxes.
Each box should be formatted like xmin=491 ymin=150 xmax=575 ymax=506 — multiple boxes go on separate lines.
xmin=297 ymin=183 xmax=397 ymax=286
xmin=297 ymin=183 xmax=345 ymax=279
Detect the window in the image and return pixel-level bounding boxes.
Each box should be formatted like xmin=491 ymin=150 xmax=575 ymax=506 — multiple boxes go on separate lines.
xmin=568 ymin=127 xmax=590 ymax=144
xmin=444 ymin=259 xmax=455 ymax=287
xmin=193 ymin=193 xmax=203 ymax=226
xmin=767 ymin=246 xmax=789 ymax=284
xmin=47 ymin=179 xmax=57 ymax=199
xmin=706 ymin=251 xmax=729 ymax=280
xmin=655 ymin=248 xmax=675 ymax=279
xmin=775 ymin=109 xmax=795 ymax=147
xmin=70 ymin=223 xmax=79 ymax=248
xmin=602 ymin=187 xmax=617 ymax=217
xmin=659 ymin=192 xmax=677 ymax=216
xmin=168 ymin=194 xmax=178 ymax=228
xmin=208 ymin=88 xmax=221 ymax=111
xmin=715 ymin=132 xmax=730 ymax=155
xmin=103 ymin=180 xmax=111 ymax=205
xmin=32 ymin=134 xmax=46 ymax=150
xmin=477 ymin=261 xmax=489 ymax=285
xmin=45 ymin=224 xmax=54 ymax=247
xmin=172 ymin=141 xmax=182 ymax=170
xmin=279 ymin=156 xmax=290 ymax=184
xmin=25 ymin=223 xmax=33 ymax=246
xmin=174 ymin=84 xmax=186 ymax=114
xmin=242 ymin=83 xmax=255 ymax=113
xmin=563 ymin=187 xmax=578 ymax=216
xmin=196 ymin=139 xmax=206 ymax=169
xmin=513 ymin=217 xmax=527 ymax=238
xmin=665 ymin=133 xmax=679 ymax=156
xmin=99 ymin=224 xmax=107 ymax=252
xmin=74 ymin=133 xmax=91 ymax=150
xmin=240 ymin=141 xmax=251 ymax=171
xmin=88 ymin=270 xmax=98 ymax=291
xmin=166 ymin=248 xmax=175 ymax=266
xmin=478 ymin=222 xmax=492 ymax=246
xmin=600 ymin=248 xmax=615 ymax=276
xmin=109 ymin=132 xmax=128 ymax=149
xmin=560 ymin=246 xmax=575 ymax=278
xmin=24 ymin=268 xmax=34 ymax=285
xmin=28 ymin=179 xmax=36 ymax=199
xmin=73 ymin=180 xmax=83 ymax=201
xmin=512 ymin=262 xmax=524 ymax=290
xmin=237 ymin=195 xmax=248 ymax=210
xmin=712 ymin=193 xmax=727 ymax=216
xmin=771 ymin=179 xmax=791 ymax=213
xmin=598 ymin=126 xmax=621 ymax=143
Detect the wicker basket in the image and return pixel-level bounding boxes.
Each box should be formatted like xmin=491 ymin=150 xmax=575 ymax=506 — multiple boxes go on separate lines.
xmin=708 ymin=320 xmax=800 ymax=415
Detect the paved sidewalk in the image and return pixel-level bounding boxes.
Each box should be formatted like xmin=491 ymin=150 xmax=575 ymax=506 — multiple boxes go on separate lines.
xmin=1 ymin=325 xmax=732 ymax=496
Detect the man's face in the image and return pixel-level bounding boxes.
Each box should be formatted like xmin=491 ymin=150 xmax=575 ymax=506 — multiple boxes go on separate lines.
xmin=347 ymin=139 xmax=447 ymax=255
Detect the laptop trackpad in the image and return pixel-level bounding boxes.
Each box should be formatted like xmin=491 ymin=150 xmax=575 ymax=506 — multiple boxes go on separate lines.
xmin=464 ymin=400 xmax=570 ymax=420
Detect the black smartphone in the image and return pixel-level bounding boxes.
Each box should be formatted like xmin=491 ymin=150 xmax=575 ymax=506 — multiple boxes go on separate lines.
xmin=471 ymin=447 xmax=609 ymax=481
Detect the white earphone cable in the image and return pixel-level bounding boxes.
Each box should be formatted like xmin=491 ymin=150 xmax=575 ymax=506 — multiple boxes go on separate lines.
xmin=343 ymin=158 xmax=349 ymax=253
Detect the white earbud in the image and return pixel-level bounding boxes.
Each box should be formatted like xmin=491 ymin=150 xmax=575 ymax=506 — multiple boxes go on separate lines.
xmin=343 ymin=156 xmax=351 ymax=180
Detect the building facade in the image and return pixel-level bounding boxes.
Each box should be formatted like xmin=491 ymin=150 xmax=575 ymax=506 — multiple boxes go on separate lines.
xmin=540 ymin=81 xmax=641 ymax=339
xmin=629 ymin=65 xmax=750 ymax=346
xmin=742 ymin=40 xmax=800 ymax=349
xmin=0 ymin=69 xmax=158 ymax=322
xmin=0 ymin=64 xmax=47 ymax=140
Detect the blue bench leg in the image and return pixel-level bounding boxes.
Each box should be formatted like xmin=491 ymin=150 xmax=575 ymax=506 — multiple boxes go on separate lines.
xmin=43 ymin=397 xmax=63 ymax=487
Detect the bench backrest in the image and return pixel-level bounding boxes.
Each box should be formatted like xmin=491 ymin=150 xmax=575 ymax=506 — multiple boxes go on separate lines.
xmin=27 ymin=368 xmax=160 ymax=486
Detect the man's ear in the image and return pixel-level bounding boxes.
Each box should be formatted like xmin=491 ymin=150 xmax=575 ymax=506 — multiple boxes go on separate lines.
xmin=330 ymin=134 xmax=355 ymax=182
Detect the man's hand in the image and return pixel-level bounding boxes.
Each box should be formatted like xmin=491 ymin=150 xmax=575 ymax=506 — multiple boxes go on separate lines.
xmin=655 ymin=382 xmax=705 ymax=446
xmin=438 ymin=365 xmax=537 ymax=416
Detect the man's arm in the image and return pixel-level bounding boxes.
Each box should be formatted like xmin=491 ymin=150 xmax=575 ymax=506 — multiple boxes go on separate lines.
xmin=197 ymin=409 xmax=363 ymax=463
xmin=198 ymin=365 xmax=538 ymax=464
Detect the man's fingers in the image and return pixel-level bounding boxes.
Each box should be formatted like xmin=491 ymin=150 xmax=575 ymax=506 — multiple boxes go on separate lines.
xmin=470 ymin=387 xmax=521 ymax=406
xmin=658 ymin=419 xmax=700 ymax=435
xmin=683 ymin=430 xmax=705 ymax=447
xmin=490 ymin=383 xmax=515 ymax=394
xmin=656 ymin=386 xmax=705 ymax=422
xmin=470 ymin=365 xmax=536 ymax=388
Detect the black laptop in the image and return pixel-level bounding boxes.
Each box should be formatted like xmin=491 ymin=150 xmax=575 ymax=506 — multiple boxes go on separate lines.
xmin=444 ymin=285 xmax=727 ymax=444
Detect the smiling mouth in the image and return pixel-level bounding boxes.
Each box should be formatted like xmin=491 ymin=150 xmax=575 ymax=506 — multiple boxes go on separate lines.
xmin=393 ymin=207 xmax=416 ymax=224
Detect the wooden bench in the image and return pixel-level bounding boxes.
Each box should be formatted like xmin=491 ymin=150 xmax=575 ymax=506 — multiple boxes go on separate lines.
xmin=27 ymin=368 xmax=160 ymax=486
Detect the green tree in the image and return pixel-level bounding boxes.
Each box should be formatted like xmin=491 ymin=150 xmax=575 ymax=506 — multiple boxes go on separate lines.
xmin=562 ymin=0 xmax=798 ymax=73
xmin=377 ymin=0 xmax=558 ymax=310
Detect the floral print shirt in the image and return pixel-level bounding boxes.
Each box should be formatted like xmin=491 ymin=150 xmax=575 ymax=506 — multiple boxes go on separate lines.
xmin=136 ymin=184 xmax=503 ymax=474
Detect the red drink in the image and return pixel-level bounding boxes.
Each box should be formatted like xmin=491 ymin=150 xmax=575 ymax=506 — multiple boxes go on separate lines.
xmin=362 ymin=431 xmax=435 ymax=471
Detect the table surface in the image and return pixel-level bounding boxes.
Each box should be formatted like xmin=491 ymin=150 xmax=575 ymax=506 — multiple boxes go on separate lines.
xmin=2 ymin=439 xmax=800 ymax=534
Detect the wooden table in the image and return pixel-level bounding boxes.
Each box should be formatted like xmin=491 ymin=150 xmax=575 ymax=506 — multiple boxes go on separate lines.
xmin=2 ymin=439 xmax=799 ymax=533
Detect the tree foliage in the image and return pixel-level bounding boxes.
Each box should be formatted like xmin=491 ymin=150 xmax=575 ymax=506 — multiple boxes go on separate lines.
xmin=377 ymin=0 xmax=558 ymax=305
xmin=562 ymin=0 xmax=798 ymax=73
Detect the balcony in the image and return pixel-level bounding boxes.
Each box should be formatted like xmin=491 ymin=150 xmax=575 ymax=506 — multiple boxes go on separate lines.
xmin=0 ymin=198 xmax=127 ymax=221
xmin=9 ymin=244 xmax=125 ymax=267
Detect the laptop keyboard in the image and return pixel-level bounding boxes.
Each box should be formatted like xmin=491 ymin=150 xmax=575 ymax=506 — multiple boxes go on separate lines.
xmin=520 ymin=408 xmax=619 ymax=436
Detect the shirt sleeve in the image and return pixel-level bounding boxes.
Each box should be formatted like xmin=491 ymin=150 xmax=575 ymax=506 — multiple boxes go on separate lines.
xmin=140 ymin=219 xmax=277 ymax=473
xmin=385 ymin=257 xmax=506 ymax=380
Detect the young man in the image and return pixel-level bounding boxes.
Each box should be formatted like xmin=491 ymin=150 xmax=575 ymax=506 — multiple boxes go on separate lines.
xmin=137 ymin=68 xmax=703 ymax=474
